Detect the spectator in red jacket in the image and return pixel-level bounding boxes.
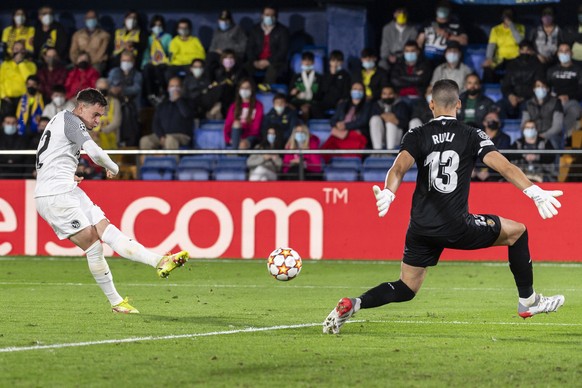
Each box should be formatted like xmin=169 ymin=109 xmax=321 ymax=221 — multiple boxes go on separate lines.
xmin=224 ymin=78 xmax=264 ymax=149
xmin=36 ymin=47 xmax=68 ymax=102
xmin=282 ymin=123 xmax=323 ymax=180
xmin=64 ymin=51 xmax=99 ymax=99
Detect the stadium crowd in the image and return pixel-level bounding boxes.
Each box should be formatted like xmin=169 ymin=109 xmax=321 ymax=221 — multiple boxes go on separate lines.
xmin=1 ymin=3 xmax=582 ymax=181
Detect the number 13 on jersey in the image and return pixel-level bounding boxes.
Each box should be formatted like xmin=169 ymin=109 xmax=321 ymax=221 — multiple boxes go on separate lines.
xmin=424 ymin=151 xmax=460 ymax=193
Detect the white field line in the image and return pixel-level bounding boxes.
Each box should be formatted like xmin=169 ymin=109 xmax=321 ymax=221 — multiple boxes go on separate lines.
xmin=0 ymin=281 xmax=580 ymax=292
xmin=1 ymin=257 xmax=581 ymax=268
xmin=1 ymin=318 xmax=580 ymax=354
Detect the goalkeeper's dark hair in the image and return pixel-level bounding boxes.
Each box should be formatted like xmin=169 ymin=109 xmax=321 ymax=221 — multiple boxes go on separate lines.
xmin=432 ymin=79 xmax=459 ymax=109
xmin=76 ymin=88 xmax=108 ymax=107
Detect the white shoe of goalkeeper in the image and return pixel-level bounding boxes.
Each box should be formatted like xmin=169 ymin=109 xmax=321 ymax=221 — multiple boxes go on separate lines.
xmin=323 ymin=297 xmax=356 ymax=334
xmin=518 ymin=293 xmax=564 ymax=318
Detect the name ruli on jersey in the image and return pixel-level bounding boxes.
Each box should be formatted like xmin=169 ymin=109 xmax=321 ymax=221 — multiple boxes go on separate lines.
xmin=432 ymin=132 xmax=455 ymax=145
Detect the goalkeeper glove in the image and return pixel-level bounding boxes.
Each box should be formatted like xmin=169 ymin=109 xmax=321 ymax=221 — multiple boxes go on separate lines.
xmin=523 ymin=184 xmax=563 ymax=219
xmin=372 ymin=185 xmax=395 ymax=218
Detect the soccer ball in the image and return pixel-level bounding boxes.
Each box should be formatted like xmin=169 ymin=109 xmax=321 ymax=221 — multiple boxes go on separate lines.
xmin=267 ymin=248 xmax=302 ymax=281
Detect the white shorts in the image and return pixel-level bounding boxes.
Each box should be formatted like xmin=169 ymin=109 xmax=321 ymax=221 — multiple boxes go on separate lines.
xmin=35 ymin=187 xmax=107 ymax=240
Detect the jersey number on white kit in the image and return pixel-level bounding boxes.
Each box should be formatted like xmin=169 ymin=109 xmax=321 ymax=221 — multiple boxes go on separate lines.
xmin=424 ymin=150 xmax=460 ymax=193
xmin=36 ymin=130 xmax=52 ymax=169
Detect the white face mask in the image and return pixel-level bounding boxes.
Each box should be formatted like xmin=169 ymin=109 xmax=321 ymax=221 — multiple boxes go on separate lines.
xmin=192 ymin=67 xmax=203 ymax=78
xmin=239 ymin=89 xmax=252 ymax=99
xmin=125 ymin=18 xmax=136 ymax=30
xmin=41 ymin=14 xmax=53 ymax=26
xmin=120 ymin=61 xmax=134 ymax=72
xmin=523 ymin=127 xmax=537 ymax=139
xmin=53 ymin=96 xmax=65 ymax=107
xmin=274 ymin=105 xmax=285 ymax=115
xmin=14 ymin=15 xmax=25 ymax=26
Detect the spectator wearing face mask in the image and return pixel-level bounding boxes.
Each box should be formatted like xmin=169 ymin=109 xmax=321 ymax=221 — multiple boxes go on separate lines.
xmin=37 ymin=47 xmax=67 ymax=102
xmin=142 ymin=15 xmax=172 ymax=103
xmin=207 ymin=10 xmax=247 ymax=73
xmin=457 ymin=74 xmax=496 ymax=125
xmin=42 ymin=84 xmax=73 ymax=118
xmin=472 ymin=111 xmax=511 ymax=182
xmin=167 ymin=18 xmax=206 ymax=80
xmin=91 ymin=78 xmax=121 ymax=150
xmin=15 ymin=75 xmax=44 ymax=143
xmin=369 ymin=85 xmax=410 ymax=151
xmin=245 ymin=5 xmax=290 ymax=85
xmin=108 ymin=50 xmax=143 ymax=109
xmin=547 ymin=43 xmax=582 ymax=141
xmin=247 ymin=126 xmax=285 ymax=181
xmin=289 ymin=51 xmax=323 ymax=121
xmin=0 ymin=115 xmax=28 ymax=178
xmin=390 ymin=40 xmax=432 ymax=99
xmin=183 ymin=58 xmax=211 ymax=118
xmin=416 ymin=1 xmax=468 ymax=66
xmin=2 ymin=9 xmax=35 ymax=55
xmin=521 ymin=78 xmax=564 ymax=149
xmin=261 ymin=93 xmax=299 ymax=141
xmin=0 ymin=40 xmax=37 ymax=104
xmin=529 ymin=7 xmax=564 ymax=65
xmin=32 ymin=6 xmax=68 ymax=59
xmin=112 ymin=11 xmax=146 ymax=67
xmin=224 ymin=78 xmax=264 ymax=150
xmin=69 ymin=10 xmax=111 ymax=74
xmin=318 ymin=50 xmax=351 ymax=117
xmin=321 ymin=82 xmax=370 ymax=162
xmin=499 ymin=40 xmax=544 ymax=119
xmin=65 ymin=51 xmax=99 ymax=100
xmin=282 ymin=124 xmax=322 ymax=180
xmin=429 ymin=41 xmax=472 ymax=92
xmin=509 ymin=119 xmax=556 ymax=183
xmin=204 ymin=49 xmax=249 ymax=119
xmin=351 ymin=48 xmax=389 ymax=101
xmin=379 ymin=7 xmax=418 ymax=70
xmin=139 ymin=77 xmax=194 ymax=151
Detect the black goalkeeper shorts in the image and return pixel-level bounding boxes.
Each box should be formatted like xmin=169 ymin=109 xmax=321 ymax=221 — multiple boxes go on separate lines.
xmin=403 ymin=214 xmax=502 ymax=268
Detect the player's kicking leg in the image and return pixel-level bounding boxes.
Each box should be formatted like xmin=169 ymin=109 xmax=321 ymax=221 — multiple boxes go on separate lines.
xmin=323 ymin=263 xmax=423 ymax=334
xmin=494 ymin=217 xmax=565 ymax=318
xmin=96 ymin=220 xmax=189 ymax=279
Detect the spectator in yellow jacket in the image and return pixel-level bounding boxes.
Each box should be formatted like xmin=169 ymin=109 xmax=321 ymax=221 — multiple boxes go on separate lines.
xmin=1 ymin=9 xmax=35 ymax=55
xmin=167 ymin=18 xmax=206 ymax=79
xmin=0 ymin=41 xmax=38 ymax=102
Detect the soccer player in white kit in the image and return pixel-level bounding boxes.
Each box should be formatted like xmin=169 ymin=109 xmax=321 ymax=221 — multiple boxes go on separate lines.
xmin=35 ymin=88 xmax=189 ymax=314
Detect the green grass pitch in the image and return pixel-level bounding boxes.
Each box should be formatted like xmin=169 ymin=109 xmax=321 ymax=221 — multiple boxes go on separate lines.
xmin=1 ymin=257 xmax=581 ymax=387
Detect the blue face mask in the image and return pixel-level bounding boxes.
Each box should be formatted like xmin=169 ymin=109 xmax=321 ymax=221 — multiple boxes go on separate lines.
xmin=263 ymin=16 xmax=274 ymax=26
xmin=294 ymin=132 xmax=307 ymax=144
xmin=558 ymin=53 xmax=571 ymax=64
xmin=3 ymin=124 xmax=17 ymax=136
xmin=218 ymin=20 xmax=230 ymax=31
xmin=523 ymin=128 xmax=537 ymax=139
xmin=85 ymin=18 xmax=98 ymax=30
xmin=534 ymin=87 xmax=547 ymax=100
xmin=445 ymin=52 xmax=459 ymax=64
xmin=267 ymin=133 xmax=276 ymax=144
xmin=362 ymin=60 xmax=375 ymax=70
xmin=351 ymin=90 xmax=364 ymax=100
xmin=404 ymin=52 xmax=417 ymax=63
xmin=301 ymin=64 xmax=314 ymax=72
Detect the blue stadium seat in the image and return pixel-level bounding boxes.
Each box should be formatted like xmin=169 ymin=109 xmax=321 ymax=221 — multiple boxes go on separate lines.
xmin=214 ymin=168 xmax=247 ymax=181
xmin=176 ymin=156 xmax=215 ymax=181
xmin=363 ymin=156 xmax=396 ymax=170
xmin=308 ymin=119 xmax=331 ymax=145
xmin=328 ymin=156 xmax=362 ymax=171
xmin=257 ymin=92 xmax=274 ymax=113
xmin=504 ymin=119 xmax=522 ymax=144
xmin=463 ymin=44 xmax=486 ymax=79
xmin=270 ymin=84 xmax=289 ymax=95
xmin=483 ymin=83 xmax=502 ymax=102
xmin=324 ymin=166 xmax=359 ymax=181
xmin=198 ymin=119 xmax=225 ymax=130
xmin=362 ymin=168 xmax=387 ymax=182
xmin=216 ymin=155 xmax=247 ymax=169
xmin=194 ymin=121 xmax=226 ymax=149
xmin=403 ymin=168 xmax=418 ymax=182
xmin=140 ymin=156 xmax=177 ymax=180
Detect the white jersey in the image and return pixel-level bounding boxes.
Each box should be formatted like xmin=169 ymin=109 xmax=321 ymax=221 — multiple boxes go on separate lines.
xmin=35 ymin=110 xmax=92 ymax=198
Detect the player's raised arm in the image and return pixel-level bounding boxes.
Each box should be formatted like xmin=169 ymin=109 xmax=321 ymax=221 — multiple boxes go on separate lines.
xmin=483 ymin=150 xmax=563 ymax=219
xmin=83 ymin=139 xmax=119 ymax=177
xmin=372 ymin=150 xmax=415 ymax=217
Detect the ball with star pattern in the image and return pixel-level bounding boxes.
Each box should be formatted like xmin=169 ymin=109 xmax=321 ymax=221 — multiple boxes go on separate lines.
xmin=267 ymin=248 xmax=302 ymax=281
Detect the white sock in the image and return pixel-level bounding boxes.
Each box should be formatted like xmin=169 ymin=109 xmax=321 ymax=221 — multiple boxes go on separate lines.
xmin=354 ymin=297 xmax=362 ymax=313
xmin=101 ymin=224 xmax=162 ymax=267
xmin=85 ymin=241 xmax=123 ymax=306
xmin=519 ymin=292 xmax=537 ymax=307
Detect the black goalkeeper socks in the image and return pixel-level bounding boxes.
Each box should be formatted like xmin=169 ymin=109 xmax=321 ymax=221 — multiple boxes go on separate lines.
xmin=508 ymin=229 xmax=534 ymax=298
xmin=359 ymin=280 xmax=416 ymax=309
